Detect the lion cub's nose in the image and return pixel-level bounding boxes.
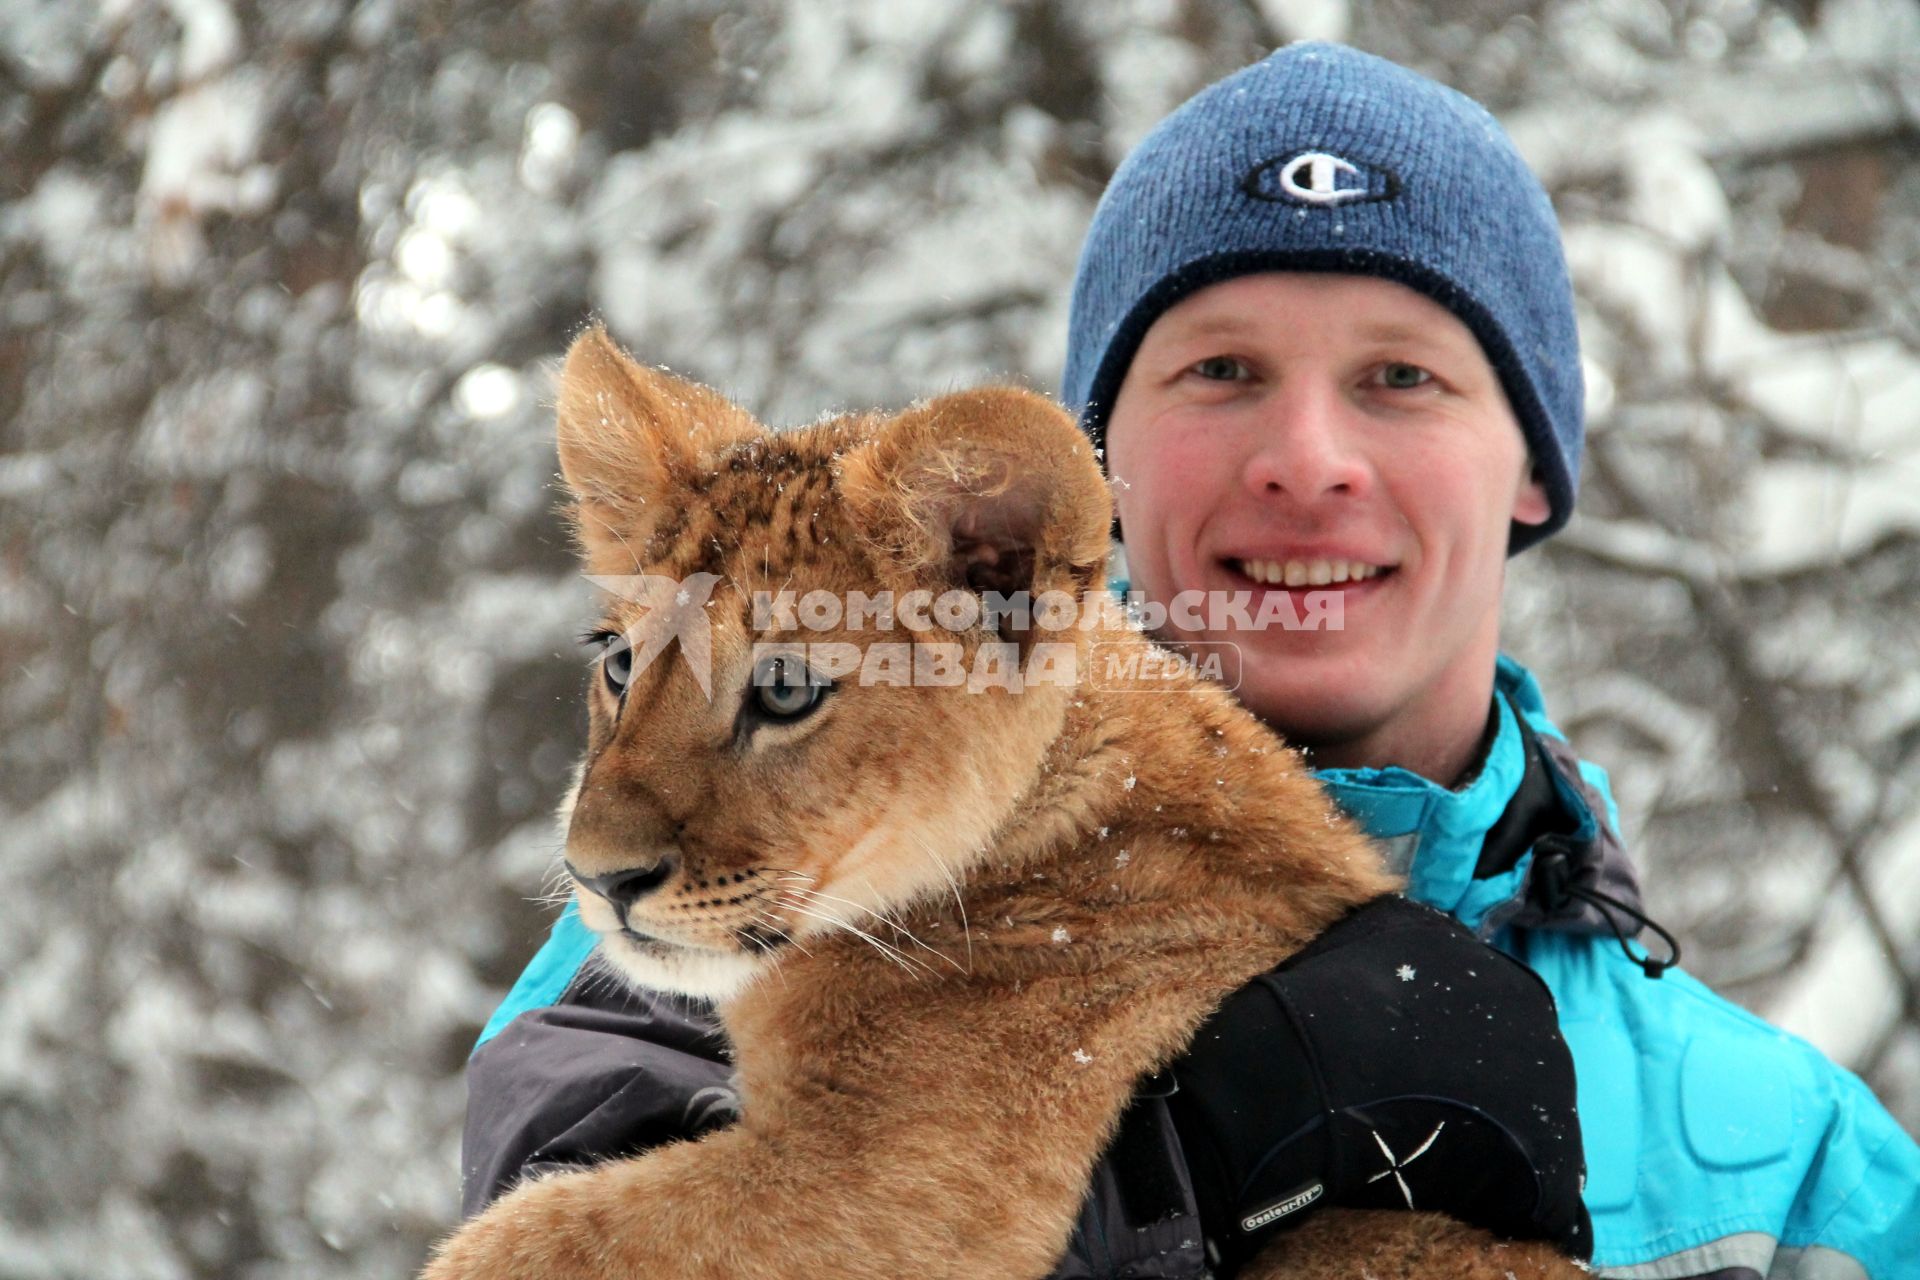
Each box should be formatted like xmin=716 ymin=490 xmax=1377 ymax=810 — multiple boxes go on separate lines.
xmin=569 ymin=857 xmax=677 ymax=913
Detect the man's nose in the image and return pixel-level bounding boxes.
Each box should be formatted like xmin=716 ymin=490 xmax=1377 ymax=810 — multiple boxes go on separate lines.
xmin=1240 ymin=381 xmax=1371 ymax=502
xmin=569 ymin=856 xmax=678 ymax=912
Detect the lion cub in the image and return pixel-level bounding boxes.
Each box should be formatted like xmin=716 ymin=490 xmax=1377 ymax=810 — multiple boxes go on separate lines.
xmin=424 ymin=328 xmax=1582 ymax=1280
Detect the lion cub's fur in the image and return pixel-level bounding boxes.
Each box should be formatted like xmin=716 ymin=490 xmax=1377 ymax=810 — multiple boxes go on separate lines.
xmin=424 ymin=329 xmax=1582 ymax=1280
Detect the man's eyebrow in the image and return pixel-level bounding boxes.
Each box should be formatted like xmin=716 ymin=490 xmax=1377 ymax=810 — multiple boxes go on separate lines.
xmin=1153 ymin=313 xmax=1259 ymax=342
xmin=1352 ymin=320 xmax=1465 ymax=350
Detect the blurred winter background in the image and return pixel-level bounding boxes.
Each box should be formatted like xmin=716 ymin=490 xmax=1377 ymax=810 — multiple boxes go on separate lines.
xmin=2 ymin=0 xmax=1917 ymax=1275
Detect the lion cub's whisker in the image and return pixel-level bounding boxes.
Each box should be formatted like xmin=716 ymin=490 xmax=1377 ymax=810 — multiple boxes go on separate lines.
xmin=531 ymin=856 xmax=578 ymax=910
xmin=901 ymin=830 xmax=977 ymax=970
xmin=785 ymin=883 xmax=938 ymax=945
xmin=774 ymin=899 xmax=939 ymax=978
xmin=777 ymin=882 xmax=962 ymax=973
xmin=570 ymin=958 xmax=626 ymax=1006
xmin=744 ymin=913 xmax=809 ymax=957
xmin=744 ymin=909 xmax=806 ymax=951
xmin=774 ymin=894 xmax=922 ymax=965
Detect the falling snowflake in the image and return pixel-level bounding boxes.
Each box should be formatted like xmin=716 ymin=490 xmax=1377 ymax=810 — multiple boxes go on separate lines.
xmin=1072 ymin=1048 xmax=1094 ymax=1065
xmin=1396 ymin=964 xmax=1416 ymax=982
xmin=1052 ymin=926 xmax=1071 ymax=944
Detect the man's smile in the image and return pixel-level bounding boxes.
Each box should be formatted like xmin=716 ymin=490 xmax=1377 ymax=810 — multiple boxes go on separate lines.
xmin=1223 ymin=555 xmax=1396 ymax=589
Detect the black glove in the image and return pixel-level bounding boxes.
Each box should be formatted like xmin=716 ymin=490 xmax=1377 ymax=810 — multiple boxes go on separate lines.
xmin=1163 ymin=894 xmax=1591 ymax=1272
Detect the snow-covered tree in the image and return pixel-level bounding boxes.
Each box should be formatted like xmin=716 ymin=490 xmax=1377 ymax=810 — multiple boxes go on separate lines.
xmin=2 ymin=1 xmax=1913 ymax=1274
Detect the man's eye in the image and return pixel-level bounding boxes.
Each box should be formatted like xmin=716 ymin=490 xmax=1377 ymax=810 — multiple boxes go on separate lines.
xmin=1190 ymin=356 xmax=1247 ymax=382
xmin=1375 ymin=362 xmax=1433 ymax=390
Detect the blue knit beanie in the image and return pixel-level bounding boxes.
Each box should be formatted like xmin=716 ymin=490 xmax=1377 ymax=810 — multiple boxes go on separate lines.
xmin=1063 ymin=42 xmax=1582 ymax=554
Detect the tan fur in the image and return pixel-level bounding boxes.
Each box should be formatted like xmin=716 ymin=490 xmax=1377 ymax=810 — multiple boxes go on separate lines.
xmin=423 ymin=327 xmax=1585 ymax=1280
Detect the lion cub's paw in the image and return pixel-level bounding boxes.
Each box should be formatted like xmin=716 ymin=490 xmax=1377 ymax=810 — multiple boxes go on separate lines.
xmin=422 ymin=1166 xmax=617 ymax=1280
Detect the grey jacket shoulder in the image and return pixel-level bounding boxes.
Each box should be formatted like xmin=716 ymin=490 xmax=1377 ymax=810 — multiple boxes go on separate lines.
xmin=461 ymin=957 xmax=736 ymax=1218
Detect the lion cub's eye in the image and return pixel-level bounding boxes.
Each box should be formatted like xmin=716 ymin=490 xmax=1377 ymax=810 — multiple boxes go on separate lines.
xmin=581 ymin=628 xmax=633 ymax=699
xmin=749 ymin=652 xmax=829 ymax=721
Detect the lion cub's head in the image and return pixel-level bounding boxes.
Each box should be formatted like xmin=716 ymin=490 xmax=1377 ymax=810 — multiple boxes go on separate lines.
xmin=551 ymin=327 xmax=1113 ymax=1000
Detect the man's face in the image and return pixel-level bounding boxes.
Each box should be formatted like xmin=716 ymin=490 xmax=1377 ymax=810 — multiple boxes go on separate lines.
xmin=1105 ymin=272 xmax=1550 ymax=768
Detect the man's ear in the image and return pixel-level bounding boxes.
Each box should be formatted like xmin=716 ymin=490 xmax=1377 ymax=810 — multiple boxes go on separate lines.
xmin=834 ymin=387 xmax=1113 ymax=608
xmin=554 ymin=325 xmax=760 ymax=573
xmin=1512 ymin=462 xmax=1552 ymax=528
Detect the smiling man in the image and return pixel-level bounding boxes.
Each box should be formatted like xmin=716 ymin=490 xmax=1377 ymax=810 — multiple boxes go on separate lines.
xmin=1060 ymin=39 xmax=1918 ymax=1280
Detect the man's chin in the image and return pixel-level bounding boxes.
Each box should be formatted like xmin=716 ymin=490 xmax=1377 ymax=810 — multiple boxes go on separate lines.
xmin=1228 ymin=654 xmax=1398 ymax=753
xmin=597 ymin=930 xmax=766 ymax=1002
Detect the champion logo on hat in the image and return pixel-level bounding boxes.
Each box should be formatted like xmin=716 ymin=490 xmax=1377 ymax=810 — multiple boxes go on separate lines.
xmin=1241 ymin=150 xmax=1399 ymax=206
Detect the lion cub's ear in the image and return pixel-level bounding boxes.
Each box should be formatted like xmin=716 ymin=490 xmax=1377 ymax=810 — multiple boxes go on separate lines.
xmin=836 ymin=387 xmax=1111 ymax=603
xmin=554 ymin=325 xmax=761 ymax=571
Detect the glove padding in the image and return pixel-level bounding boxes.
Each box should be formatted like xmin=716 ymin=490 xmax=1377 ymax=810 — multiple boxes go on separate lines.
xmin=1164 ymin=894 xmax=1591 ymax=1271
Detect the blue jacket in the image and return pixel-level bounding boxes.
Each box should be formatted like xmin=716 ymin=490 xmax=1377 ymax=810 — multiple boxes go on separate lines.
xmin=1318 ymin=655 xmax=1919 ymax=1278
xmin=467 ymin=655 xmax=1918 ymax=1277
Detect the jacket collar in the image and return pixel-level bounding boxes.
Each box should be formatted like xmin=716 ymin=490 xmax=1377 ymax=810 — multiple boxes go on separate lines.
xmin=1313 ymin=655 xmax=1646 ymax=938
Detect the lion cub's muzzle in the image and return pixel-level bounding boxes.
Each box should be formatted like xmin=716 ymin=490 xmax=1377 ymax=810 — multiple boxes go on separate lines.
xmin=567 ymin=855 xmax=676 ymax=923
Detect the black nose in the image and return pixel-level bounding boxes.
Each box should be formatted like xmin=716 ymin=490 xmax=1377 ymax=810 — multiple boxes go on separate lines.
xmin=568 ymin=857 xmax=676 ymax=911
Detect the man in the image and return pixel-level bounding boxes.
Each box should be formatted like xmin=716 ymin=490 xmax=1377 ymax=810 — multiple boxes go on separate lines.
xmin=1063 ymin=41 xmax=1918 ymax=1278
xmin=463 ymin=42 xmax=1918 ymax=1278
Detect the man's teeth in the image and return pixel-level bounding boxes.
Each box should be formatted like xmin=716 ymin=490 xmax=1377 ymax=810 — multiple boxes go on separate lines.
xmin=1234 ymin=558 xmax=1384 ymax=587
